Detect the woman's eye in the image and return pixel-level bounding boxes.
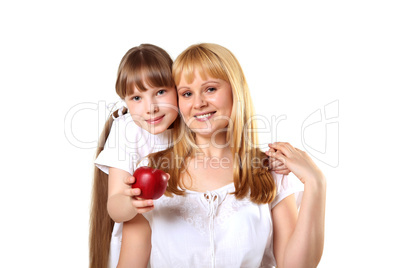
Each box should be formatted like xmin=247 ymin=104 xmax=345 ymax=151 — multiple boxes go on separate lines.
xmin=132 ymin=96 xmax=141 ymax=101
xmin=207 ymin=87 xmax=217 ymax=92
xmin=157 ymin=89 xmax=166 ymax=96
xmin=182 ymin=92 xmax=192 ymax=98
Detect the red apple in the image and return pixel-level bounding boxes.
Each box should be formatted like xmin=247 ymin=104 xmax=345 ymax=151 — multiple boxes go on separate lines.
xmin=132 ymin=166 xmax=169 ymax=200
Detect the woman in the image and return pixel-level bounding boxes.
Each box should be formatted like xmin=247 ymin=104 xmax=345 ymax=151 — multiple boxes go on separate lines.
xmin=143 ymin=43 xmax=326 ymax=267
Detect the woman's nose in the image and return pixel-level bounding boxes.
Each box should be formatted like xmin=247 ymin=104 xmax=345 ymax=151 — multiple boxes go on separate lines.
xmin=193 ymin=94 xmax=206 ymax=109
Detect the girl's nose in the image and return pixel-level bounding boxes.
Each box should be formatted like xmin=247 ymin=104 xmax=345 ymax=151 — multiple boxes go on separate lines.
xmin=146 ymin=102 xmax=160 ymax=114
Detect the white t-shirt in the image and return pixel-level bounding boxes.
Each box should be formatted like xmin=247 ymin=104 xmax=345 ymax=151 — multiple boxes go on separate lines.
xmin=94 ymin=111 xmax=172 ymax=268
xmin=95 ymin=111 xmax=172 ymax=175
xmin=142 ymin=172 xmax=303 ymax=268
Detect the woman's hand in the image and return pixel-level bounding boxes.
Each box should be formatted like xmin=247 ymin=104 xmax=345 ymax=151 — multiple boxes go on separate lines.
xmin=267 ymin=142 xmax=325 ymax=185
xmin=268 ymin=142 xmax=326 ymax=267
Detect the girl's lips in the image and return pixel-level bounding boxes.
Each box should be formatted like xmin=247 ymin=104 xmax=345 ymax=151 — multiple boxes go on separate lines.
xmin=146 ymin=115 xmax=165 ymax=124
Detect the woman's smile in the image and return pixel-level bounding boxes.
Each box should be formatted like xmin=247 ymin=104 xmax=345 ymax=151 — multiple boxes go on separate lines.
xmin=194 ymin=111 xmax=216 ymax=121
xmin=177 ymin=70 xmax=233 ymax=137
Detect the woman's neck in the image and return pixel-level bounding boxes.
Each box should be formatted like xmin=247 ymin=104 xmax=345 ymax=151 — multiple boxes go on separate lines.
xmin=194 ymin=131 xmax=231 ymax=158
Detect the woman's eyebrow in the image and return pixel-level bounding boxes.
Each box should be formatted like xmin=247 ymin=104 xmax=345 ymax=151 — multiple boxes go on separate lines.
xmin=177 ymin=86 xmax=189 ymax=91
xmin=177 ymin=80 xmax=220 ymax=91
xmin=201 ymin=80 xmax=220 ymax=86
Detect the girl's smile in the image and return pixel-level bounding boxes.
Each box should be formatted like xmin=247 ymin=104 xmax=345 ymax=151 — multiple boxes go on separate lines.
xmin=125 ymin=85 xmax=178 ymax=134
xmin=146 ymin=115 xmax=165 ymax=124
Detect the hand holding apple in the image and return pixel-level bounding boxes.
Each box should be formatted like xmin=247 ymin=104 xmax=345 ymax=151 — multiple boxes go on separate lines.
xmin=132 ymin=167 xmax=169 ymax=200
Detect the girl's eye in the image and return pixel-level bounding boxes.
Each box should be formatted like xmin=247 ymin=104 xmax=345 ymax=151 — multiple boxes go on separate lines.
xmin=207 ymin=87 xmax=217 ymax=93
xmin=132 ymin=96 xmax=141 ymax=101
xmin=182 ymin=92 xmax=192 ymax=98
xmin=157 ymin=89 xmax=166 ymax=96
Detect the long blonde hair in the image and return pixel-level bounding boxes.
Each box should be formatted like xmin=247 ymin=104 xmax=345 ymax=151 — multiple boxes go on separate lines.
xmin=89 ymin=44 xmax=175 ymax=268
xmin=148 ymin=43 xmax=276 ymax=204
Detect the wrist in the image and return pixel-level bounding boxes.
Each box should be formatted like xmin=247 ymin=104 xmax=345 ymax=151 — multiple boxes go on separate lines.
xmin=304 ymin=173 xmax=326 ymax=190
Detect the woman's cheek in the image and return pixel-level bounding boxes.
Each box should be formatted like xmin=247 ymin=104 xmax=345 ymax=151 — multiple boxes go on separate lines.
xmin=178 ymin=100 xmax=190 ymax=118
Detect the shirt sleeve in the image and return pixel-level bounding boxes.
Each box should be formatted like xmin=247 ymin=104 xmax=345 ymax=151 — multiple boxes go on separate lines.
xmin=270 ymin=172 xmax=304 ymax=209
xmin=94 ymin=116 xmax=139 ymax=175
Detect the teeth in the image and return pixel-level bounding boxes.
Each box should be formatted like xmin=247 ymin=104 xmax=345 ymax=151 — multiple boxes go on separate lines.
xmin=195 ymin=112 xmax=213 ymax=119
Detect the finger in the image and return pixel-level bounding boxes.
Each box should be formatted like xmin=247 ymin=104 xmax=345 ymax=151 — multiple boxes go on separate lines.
xmin=272 ymin=163 xmax=288 ymax=170
xmin=273 ymin=142 xmax=296 ymax=157
xmin=124 ymin=176 xmax=135 ymax=185
xmin=273 ymin=169 xmax=286 ymax=174
xmin=295 ymin=148 xmax=307 ymax=155
xmin=270 ymin=159 xmax=283 ymax=168
xmin=271 ymin=158 xmax=285 ymax=165
xmin=265 ymin=148 xmax=276 ymax=155
xmin=167 ymin=173 xmax=171 ymax=180
xmin=265 ymin=150 xmax=275 ymax=158
xmin=124 ymin=188 xmax=141 ymax=197
xmin=269 ymin=142 xmax=290 ymax=156
xmin=132 ymin=199 xmax=154 ymax=209
xmin=136 ymin=206 xmax=155 ymax=214
xmin=267 ymin=150 xmax=287 ymax=163
xmin=273 ymin=169 xmax=290 ymax=175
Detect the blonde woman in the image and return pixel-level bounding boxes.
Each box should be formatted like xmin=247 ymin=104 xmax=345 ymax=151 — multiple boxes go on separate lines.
xmin=144 ymin=43 xmax=325 ymax=267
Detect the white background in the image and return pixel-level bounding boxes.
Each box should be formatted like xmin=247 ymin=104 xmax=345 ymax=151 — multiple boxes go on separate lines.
xmin=1 ymin=0 xmax=401 ymax=267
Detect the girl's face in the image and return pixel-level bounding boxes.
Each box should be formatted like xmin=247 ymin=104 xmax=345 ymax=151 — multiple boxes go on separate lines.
xmin=124 ymin=84 xmax=178 ymax=134
xmin=177 ymin=70 xmax=233 ymax=138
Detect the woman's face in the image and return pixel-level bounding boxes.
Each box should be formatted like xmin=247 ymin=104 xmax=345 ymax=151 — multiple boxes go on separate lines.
xmin=177 ymin=70 xmax=233 ymax=138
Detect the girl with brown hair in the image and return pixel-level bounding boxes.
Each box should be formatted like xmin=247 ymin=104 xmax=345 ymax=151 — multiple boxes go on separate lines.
xmin=90 ymin=43 xmax=179 ymax=268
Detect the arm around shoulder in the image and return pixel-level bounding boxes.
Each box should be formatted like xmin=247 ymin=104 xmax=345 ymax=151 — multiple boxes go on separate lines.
xmin=269 ymin=142 xmax=326 ymax=267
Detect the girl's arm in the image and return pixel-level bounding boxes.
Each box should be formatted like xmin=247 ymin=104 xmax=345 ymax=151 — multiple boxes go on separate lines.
xmin=268 ymin=142 xmax=326 ymax=268
xmin=108 ymin=167 xmax=154 ymax=223
xmin=117 ymin=214 xmax=151 ymax=268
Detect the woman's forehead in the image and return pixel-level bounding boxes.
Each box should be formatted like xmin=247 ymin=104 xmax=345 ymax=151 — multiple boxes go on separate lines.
xmin=177 ymin=67 xmax=228 ymax=87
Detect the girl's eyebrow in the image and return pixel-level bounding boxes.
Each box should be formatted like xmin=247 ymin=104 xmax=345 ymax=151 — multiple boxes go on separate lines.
xmin=125 ymin=90 xmax=142 ymax=98
xmin=126 ymin=92 xmax=137 ymax=97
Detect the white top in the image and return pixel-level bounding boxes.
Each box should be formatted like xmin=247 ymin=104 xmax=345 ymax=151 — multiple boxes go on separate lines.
xmin=95 ymin=111 xmax=172 ymax=176
xmin=94 ymin=110 xmax=172 ymax=268
xmin=95 ymin=109 xmax=304 ymax=268
xmin=143 ymin=172 xmax=304 ymax=268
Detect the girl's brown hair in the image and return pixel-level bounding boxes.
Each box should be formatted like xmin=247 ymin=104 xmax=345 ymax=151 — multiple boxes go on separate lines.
xmin=89 ymin=44 xmax=174 ymax=268
xmin=148 ymin=43 xmax=276 ymax=204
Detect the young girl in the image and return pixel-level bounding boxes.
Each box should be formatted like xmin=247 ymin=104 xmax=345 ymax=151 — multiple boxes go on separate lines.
xmin=138 ymin=43 xmax=325 ymax=267
xmin=89 ymin=44 xmax=179 ymax=268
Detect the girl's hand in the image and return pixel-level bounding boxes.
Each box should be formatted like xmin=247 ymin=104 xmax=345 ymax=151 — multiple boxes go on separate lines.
xmin=267 ymin=142 xmax=325 ymax=185
xmin=265 ymin=147 xmax=291 ymax=175
xmin=123 ymin=176 xmax=154 ymax=214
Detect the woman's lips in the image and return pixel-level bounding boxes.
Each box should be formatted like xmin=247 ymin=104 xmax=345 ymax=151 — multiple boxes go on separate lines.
xmin=146 ymin=115 xmax=165 ymax=124
xmin=194 ymin=111 xmax=216 ymax=122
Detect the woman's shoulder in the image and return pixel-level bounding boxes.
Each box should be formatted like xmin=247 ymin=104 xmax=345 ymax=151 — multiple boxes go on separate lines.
xmin=270 ymin=172 xmax=304 ymax=209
